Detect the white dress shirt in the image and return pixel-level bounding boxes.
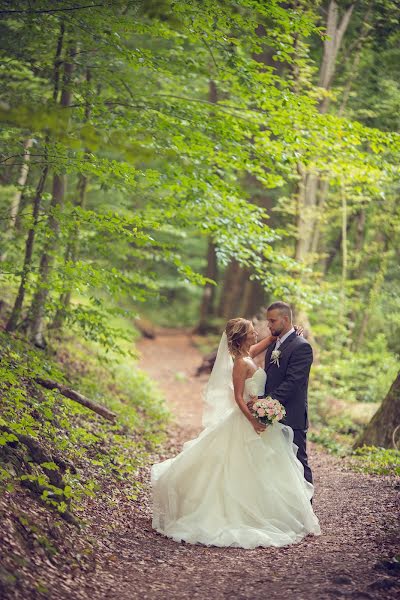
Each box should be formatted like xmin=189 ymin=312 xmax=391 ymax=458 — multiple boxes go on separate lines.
xmin=275 ymin=327 xmax=295 ymax=350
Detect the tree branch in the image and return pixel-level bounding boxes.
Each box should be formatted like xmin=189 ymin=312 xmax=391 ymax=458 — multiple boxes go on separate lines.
xmin=336 ymin=4 xmax=355 ymax=51
xmin=0 ymin=4 xmax=105 ymax=15
xmin=201 ymin=38 xmax=219 ymax=70
xmin=35 ymin=377 xmax=117 ymax=421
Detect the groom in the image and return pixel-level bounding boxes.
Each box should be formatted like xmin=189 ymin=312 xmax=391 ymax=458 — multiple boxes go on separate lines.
xmin=251 ymin=301 xmax=314 ymax=485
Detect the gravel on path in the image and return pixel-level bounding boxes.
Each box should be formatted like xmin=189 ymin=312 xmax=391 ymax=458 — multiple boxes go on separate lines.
xmin=71 ymin=332 xmax=400 ymax=600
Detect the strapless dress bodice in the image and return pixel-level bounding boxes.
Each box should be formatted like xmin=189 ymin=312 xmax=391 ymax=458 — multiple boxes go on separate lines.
xmin=244 ymin=367 xmax=267 ymax=401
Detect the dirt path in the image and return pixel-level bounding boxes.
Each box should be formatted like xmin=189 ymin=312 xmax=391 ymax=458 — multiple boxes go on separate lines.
xmin=76 ymin=333 xmax=399 ymax=600
xmin=136 ymin=332 xmax=207 ymax=433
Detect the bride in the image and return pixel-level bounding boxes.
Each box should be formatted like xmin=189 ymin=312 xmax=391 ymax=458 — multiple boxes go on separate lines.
xmin=151 ymin=318 xmax=321 ymax=548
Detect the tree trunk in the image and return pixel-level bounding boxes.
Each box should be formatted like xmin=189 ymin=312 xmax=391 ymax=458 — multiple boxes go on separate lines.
xmin=218 ymin=265 xmax=266 ymax=322
xmin=51 ymin=170 xmax=88 ymax=332
xmin=354 ymin=371 xmax=400 ymax=449
xmin=311 ymin=1 xmax=375 ymax=267
xmin=315 ymin=3 xmax=371 ymax=269
xmin=0 ymin=138 xmax=33 ymax=261
xmin=318 ymin=1 xmax=355 ymax=113
xmin=338 ymin=5 xmax=373 ymax=116
xmin=5 ymin=164 xmax=49 ymax=332
xmin=8 ymin=138 xmax=33 ymax=226
xmin=357 ymin=239 xmax=390 ymax=347
xmin=350 ymin=209 xmax=366 ymax=276
xmin=295 ymin=1 xmax=354 ymax=264
xmin=6 ymin=23 xmax=65 ymax=334
xmin=239 ymin=277 xmax=266 ymax=319
xmin=310 ymin=178 xmax=329 ymax=255
xmin=339 ymin=183 xmax=348 ymax=323
xmin=28 ymin=40 xmax=76 ymax=347
xmin=217 ymin=260 xmax=248 ymax=320
xmin=28 ymin=173 xmax=66 ymax=346
xmin=323 ymin=211 xmax=357 ymax=274
xmin=295 ymin=164 xmax=317 ymax=262
xmin=195 ymin=78 xmax=219 ymax=334
xmin=214 ymin=26 xmax=279 ymax=324
xmin=196 ymin=239 xmax=218 ymax=334
xmin=51 ymin=67 xmax=91 ymax=332
xmin=35 ymin=378 xmax=116 ymax=421
xmin=292 ymin=307 xmax=317 ymax=351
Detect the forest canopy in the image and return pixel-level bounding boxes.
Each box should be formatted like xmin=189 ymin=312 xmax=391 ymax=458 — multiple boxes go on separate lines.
xmin=0 ymin=1 xmax=399 ymax=448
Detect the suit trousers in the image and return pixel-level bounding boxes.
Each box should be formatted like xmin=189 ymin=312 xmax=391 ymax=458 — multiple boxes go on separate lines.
xmin=292 ymin=428 xmax=313 ymax=486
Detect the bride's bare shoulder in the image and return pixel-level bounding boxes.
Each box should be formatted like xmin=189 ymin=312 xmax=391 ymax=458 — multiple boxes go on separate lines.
xmin=232 ymin=356 xmax=249 ymax=374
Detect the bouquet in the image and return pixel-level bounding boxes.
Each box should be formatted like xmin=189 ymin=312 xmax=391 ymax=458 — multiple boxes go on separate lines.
xmin=251 ymin=396 xmax=286 ymax=426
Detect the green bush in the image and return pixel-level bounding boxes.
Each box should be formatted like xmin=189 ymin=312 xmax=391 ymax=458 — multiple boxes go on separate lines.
xmin=0 ymin=329 xmax=169 ymax=516
xmin=311 ymin=334 xmax=398 ymax=409
xmin=309 ymin=425 xmax=400 ymax=476
xmin=308 ymin=427 xmax=348 ymax=456
xmin=349 ymin=445 xmax=400 ymax=476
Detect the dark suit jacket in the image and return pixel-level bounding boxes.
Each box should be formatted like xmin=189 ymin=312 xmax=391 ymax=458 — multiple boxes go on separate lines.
xmin=264 ymin=332 xmax=313 ymax=430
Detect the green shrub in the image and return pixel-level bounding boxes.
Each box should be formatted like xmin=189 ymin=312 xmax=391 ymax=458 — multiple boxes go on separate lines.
xmin=308 ymin=427 xmax=348 ymax=456
xmin=0 ymin=329 xmax=169 ymax=516
xmin=349 ymin=445 xmax=400 ymax=476
xmin=310 ymin=334 xmax=398 ymax=416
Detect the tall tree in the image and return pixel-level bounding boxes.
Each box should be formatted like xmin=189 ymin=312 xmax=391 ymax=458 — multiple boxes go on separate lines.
xmin=354 ymin=371 xmax=400 ymax=449
xmin=51 ymin=68 xmax=92 ymax=332
xmin=0 ymin=138 xmax=33 ymax=262
xmin=196 ymin=79 xmax=219 ymax=334
xmin=28 ymin=37 xmax=76 ymax=347
xmin=5 ymin=18 xmax=66 ymax=333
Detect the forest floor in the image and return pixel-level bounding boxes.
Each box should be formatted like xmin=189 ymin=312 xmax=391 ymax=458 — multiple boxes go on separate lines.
xmin=57 ymin=330 xmax=400 ymax=600
xmin=5 ymin=331 xmax=398 ymax=600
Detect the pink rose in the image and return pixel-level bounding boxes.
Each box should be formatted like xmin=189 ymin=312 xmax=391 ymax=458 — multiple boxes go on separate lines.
xmin=276 ymin=412 xmax=283 ymax=421
xmin=267 ymin=409 xmax=274 ymax=416
xmin=257 ymin=408 xmax=266 ymax=417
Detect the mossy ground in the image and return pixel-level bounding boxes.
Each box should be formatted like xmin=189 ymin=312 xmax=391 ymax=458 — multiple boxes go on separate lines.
xmin=0 ymin=323 xmax=169 ymax=598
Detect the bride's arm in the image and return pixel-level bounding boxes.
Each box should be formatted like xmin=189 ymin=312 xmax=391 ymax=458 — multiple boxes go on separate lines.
xmin=232 ymin=360 xmax=266 ymax=434
xmin=249 ymin=325 xmax=304 ymax=358
xmin=249 ymin=334 xmax=276 ymax=358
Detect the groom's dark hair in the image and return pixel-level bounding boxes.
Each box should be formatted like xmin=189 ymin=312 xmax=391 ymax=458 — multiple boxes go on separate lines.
xmin=267 ymin=301 xmax=292 ymax=321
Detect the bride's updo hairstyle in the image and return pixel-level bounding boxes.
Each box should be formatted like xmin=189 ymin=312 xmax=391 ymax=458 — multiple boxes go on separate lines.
xmin=225 ymin=318 xmax=252 ymax=358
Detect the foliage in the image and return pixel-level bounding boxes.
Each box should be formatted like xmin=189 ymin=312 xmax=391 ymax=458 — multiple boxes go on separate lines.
xmin=0 ymin=328 xmax=168 ymax=516
xmin=349 ymin=445 xmax=400 ymax=476
xmin=309 ymin=429 xmax=400 ymax=476
xmin=0 ymin=5 xmax=399 ymax=594
xmin=0 ymin=0 xmax=315 ymax=346
xmin=0 ymin=0 xmax=399 ymax=523
xmin=309 ymin=427 xmax=348 ymax=457
xmin=1 ymin=0 xmax=399 ymax=349
xmin=310 ymin=334 xmax=399 ymax=407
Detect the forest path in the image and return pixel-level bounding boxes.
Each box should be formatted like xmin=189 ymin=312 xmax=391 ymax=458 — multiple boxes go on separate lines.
xmin=78 ymin=332 xmax=399 ymax=600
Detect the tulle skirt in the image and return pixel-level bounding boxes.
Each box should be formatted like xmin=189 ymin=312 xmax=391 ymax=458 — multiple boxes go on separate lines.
xmin=151 ymin=407 xmax=321 ymax=549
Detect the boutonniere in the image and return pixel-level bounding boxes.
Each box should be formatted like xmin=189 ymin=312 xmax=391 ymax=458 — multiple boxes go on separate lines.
xmin=270 ymin=349 xmax=281 ymax=367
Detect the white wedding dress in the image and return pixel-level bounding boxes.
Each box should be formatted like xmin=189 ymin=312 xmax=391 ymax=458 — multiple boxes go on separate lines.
xmin=151 ymin=363 xmax=321 ymax=548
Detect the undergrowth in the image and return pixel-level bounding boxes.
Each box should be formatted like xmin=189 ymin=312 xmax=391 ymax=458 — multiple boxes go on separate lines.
xmin=0 ymin=328 xmax=169 ymax=519
xmin=348 ymin=446 xmax=400 ymax=476
xmin=0 ymin=326 xmax=169 ymax=597
xmin=309 ymin=426 xmax=400 ymax=476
